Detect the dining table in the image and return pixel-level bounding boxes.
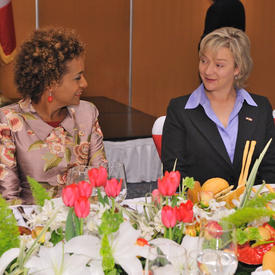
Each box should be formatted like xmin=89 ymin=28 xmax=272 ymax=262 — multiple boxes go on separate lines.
xmin=9 ymin=182 xmax=275 ymax=275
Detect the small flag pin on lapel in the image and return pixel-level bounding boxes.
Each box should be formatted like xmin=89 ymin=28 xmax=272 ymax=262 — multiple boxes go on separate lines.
xmin=245 ymin=117 xmax=253 ymax=122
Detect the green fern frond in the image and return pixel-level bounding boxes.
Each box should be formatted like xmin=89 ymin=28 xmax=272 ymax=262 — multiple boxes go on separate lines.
xmin=245 ymin=193 xmax=275 ymax=208
xmin=27 ymin=176 xmax=51 ymax=206
xmin=0 ymin=195 xmax=20 ymax=256
xmin=221 ymin=207 xmax=274 ymax=228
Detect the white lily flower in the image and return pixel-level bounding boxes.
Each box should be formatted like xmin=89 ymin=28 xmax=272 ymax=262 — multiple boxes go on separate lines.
xmin=65 ymin=235 xmax=101 ymax=259
xmin=65 ymin=221 xmax=150 ymax=275
xmin=25 ymin=242 xmax=90 ymax=275
xmin=110 ymin=221 xmax=150 ymax=275
xmin=0 ymin=248 xmax=19 ymax=274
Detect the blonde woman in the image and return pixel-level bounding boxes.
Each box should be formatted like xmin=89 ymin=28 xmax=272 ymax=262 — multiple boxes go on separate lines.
xmin=162 ymin=27 xmax=275 ymax=187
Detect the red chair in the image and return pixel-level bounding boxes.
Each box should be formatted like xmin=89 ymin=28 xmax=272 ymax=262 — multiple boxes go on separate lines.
xmin=152 ymin=116 xmax=166 ymax=158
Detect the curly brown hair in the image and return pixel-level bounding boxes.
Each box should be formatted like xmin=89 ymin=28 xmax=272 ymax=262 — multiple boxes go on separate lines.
xmin=14 ymin=27 xmax=85 ymax=103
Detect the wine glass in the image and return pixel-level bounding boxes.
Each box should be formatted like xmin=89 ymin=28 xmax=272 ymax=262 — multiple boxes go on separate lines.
xmin=107 ymin=161 xmax=127 ymax=203
xmin=66 ymin=165 xmax=90 ymax=185
xmin=197 ymin=221 xmax=238 ymax=275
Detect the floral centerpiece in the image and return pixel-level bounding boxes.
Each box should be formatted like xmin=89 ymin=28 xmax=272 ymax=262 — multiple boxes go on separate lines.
xmin=1 ymin=140 xmax=275 ymax=275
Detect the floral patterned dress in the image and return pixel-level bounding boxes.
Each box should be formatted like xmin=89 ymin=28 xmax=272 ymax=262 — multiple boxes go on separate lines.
xmin=0 ymin=99 xmax=107 ymax=204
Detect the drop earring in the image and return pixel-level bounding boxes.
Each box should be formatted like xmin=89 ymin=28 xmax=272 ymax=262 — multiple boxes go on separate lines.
xmin=48 ymin=91 xmax=53 ymax=103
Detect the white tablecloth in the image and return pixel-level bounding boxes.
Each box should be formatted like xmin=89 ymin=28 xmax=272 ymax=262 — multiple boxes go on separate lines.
xmin=104 ymin=138 xmax=162 ymax=183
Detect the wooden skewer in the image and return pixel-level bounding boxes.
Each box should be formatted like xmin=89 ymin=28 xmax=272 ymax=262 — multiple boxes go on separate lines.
xmin=242 ymin=140 xmax=256 ymax=185
xmin=265 ymin=184 xmax=275 ymax=193
xmin=238 ymin=140 xmax=250 ymax=186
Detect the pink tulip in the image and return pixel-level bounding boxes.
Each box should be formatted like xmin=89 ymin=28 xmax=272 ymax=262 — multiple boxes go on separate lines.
xmin=104 ymin=178 xmax=122 ymax=198
xmin=158 ymin=171 xmax=180 ymax=196
xmin=77 ymin=181 xmax=93 ymax=198
xmin=62 ymin=184 xmax=80 ymax=207
xmin=74 ymin=196 xmax=90 ymax=218
xmin=152 ymin=189 xmax=161 ymax=205
xmin=176 ymin=200 xmax=194 ymax=223
xmin=161 ymin=205 xmax=177 ymax=228
xmin=88 ymin=166 xmax=108 ymax=187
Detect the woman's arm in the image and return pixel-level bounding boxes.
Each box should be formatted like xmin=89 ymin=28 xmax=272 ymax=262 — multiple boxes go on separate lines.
xmin=87 ymin=104 xmax=107 ymax=168
xmin=161 ymin=99 xmax=187 ymax=178
xmin=257 ymin=97 xmax=275 ymax=183
xmin=0 ymin=118 xmax=21 ymax=202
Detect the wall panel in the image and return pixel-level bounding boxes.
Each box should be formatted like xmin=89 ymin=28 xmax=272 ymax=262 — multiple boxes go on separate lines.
xmin=242 ymin=0 xmax=275 ymax=107
xmin=131 ymin=0 xmax=210 ymax=117
xmin=39 ymin=0 xmax=130 ymax=105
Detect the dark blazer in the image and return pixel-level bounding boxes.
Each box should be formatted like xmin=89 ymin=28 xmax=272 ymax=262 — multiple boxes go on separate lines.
xmin=161 ymin=93 xmax=275 ymax=187
xmin=201 ymin=0 xmax=245 ymax=40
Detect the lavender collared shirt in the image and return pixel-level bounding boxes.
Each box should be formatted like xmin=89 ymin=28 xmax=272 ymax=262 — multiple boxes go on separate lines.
xmin=185 ymin=84 xmax=257 ymax=163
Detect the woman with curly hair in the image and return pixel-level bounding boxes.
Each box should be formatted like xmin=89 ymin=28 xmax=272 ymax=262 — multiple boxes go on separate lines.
xmin=0 ymin=27 xmax=107 ymax=204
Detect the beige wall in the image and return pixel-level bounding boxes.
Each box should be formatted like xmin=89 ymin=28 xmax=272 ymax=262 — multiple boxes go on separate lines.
xmin=0 ymin=0 xmax=274 ymax=117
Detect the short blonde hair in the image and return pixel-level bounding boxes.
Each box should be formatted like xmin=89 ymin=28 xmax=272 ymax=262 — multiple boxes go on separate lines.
xmin=199 ymin=27 xmax=253 ymax=89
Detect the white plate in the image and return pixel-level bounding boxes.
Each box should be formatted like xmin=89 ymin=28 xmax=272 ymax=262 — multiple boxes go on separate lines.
xmin=253 ymin=183 xmax=275 ymax=193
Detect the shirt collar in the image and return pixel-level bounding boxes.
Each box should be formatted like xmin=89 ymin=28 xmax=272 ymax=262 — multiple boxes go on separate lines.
xmin=185 ymin=84 xmax=257 ymax=109
xmin=18 ymin=98 xmax=75 ymax=139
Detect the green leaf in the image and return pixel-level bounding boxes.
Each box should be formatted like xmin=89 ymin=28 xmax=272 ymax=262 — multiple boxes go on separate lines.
xmin=236 ymin=227 xmax=261 ymax=245
xmin=96 ymin=188 xmax=109 ymax=206
xmin=27 ymin=176 xmax=51 ymax=206
xmin=236 ymin=228 xmax=249 ymax=245
xmin=268 ymin=217 xmax=275 ymax=229
xmin=183 ymin=177 xmax=195 ymax=189
xmin=0 ymin=195 xmax=20 ymax=256
xmin=50 ymin=228 xmax=64 ymax=245
xmin=65 ymin=208 xmax=76 ymax=241
xmin=65 ymin=148 xmax=71 ymax=163
xmin=28 ymin=140 xmax=45 ymax=151
xmin=72 ymin=210 xmax=81 ymax=236
xmin=171 ymin=195 xmax=178 ymax=207
xmin=42 ymin=153 xmax=63 ymax=172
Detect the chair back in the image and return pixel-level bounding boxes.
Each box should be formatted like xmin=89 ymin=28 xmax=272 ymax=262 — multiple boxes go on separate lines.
xmin=152 ymin=116 xmax=166 ymax=158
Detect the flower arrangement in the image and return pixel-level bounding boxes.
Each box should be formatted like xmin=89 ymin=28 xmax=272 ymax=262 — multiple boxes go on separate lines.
xmin=0 ymin=144 xmax=275 ymax=275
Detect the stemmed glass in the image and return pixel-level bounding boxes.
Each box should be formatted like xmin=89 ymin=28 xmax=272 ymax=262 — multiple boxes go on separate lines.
xmin=66 ymin=162 xmax=127 ymax=203
xmin=67 ymin=165 xmax=90 ymax=185
xmin=197 ymin=221 xmax=238 ymax=275
xmin=145 ymin=242 xmax=187 ymax=275
xmin=107 ymin=161 xmax=127 ymax=203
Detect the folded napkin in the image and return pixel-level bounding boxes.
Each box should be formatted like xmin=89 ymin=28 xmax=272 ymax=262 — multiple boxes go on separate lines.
xmin=252 ymin=267 xmax=274 ymax=275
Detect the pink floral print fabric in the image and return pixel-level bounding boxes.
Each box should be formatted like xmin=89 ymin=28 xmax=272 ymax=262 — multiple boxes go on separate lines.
xmin=0 ymin=99 xmax=107 ymax=204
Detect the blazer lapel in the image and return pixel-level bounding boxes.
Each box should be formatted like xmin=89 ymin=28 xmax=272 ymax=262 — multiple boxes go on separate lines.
xmin=187 ymin=106 xmax=232 ymax=165
xmin=233 ymin=103 xmax=258 ymax=168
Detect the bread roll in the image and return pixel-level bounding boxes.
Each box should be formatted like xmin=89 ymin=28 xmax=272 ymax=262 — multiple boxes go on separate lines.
xmin=201 ymin=178 xmax=229 ymax=195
